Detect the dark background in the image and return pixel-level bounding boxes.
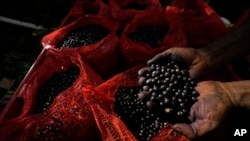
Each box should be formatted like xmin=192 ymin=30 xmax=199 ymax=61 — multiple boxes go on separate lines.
xmin=0 ymin=0 xmax=249 ymax=110
xmin=0 ymin=0 xmax=76 ymax=110
xmin=0 ymin=0 xmax=76 ymax=83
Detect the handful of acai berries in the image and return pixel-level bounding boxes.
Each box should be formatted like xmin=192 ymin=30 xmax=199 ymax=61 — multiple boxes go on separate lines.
xmin=138 ymin=58 xmax=199 ymax=123
xmin=114 ymin=58 xmax=200 ymax=141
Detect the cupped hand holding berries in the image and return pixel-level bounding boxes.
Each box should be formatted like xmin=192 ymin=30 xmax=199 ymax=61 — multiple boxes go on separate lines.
xmin=146 ymin=47 xmax=211 ymax=80
xmin=172 ymin=81 xmax=234 ymax=139
xmin=138 ymin=55 xmax=200 ymax=123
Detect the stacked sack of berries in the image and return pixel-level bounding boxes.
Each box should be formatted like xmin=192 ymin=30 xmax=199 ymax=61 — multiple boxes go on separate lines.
xmin=0 ymin=0 xmax=248 ymax=141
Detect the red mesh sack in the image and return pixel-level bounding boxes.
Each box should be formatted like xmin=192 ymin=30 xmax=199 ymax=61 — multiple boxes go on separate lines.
xmin=120 ymin=10 xmax=187 ymax=68
xmin=42 ymin=15 xmax=122 ymax=80
xmin=109 ymin=0 xmax=163 ymax=22
xmin=0 ymin=49 xmax=103 ymax=141
xmin=83 ymin=66 xmax=189 ymax=141
xmin=166 ymin=0 xmax=227 ymax=47
xmin=60 ymin=0 xmax=110 ymax=27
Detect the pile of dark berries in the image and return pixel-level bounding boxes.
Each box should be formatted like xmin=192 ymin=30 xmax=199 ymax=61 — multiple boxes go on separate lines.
xmin=138 ymin=59 xmax=199 ymax=123
xmin=33 ymin=66 xmax=80 ymax=114
xmin=57 ymin=24 xmax=109 ymax=48
xmin=114 ymin=86 xmax=168 ymax=141
xmin=128 ymin=26 xmax=168 ymax=48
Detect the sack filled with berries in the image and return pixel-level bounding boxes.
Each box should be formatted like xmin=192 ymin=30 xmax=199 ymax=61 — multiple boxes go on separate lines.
xmin=109 ymin=0 xmax=163 ymax=23
xmin=0 ymin=49 xmax=103 ymax=141
xmin=42 ymin=15 xmax=122 ymax=80
xmin=120 ymin=9 xmax=187 ymax=68
xmin=83 ymin=61 xmax=199 ymax=141
xmin=165 ymin=0 xmax=228 ymax=47
xmin=60 ymin=0 xmax=111 ymax=27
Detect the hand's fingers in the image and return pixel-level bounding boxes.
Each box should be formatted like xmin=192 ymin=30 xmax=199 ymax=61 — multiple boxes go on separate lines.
xmin=173 ymin=120 xmax=218 ymax=139
xmin=147 ymin=52 xmax=171 ymax=65
xmin=147 ymin=48 xmax=189 ymax=66
xmin=173 ymin=123 xmax=196 ymax=139
xmin=138 ymin=67 xmax=151 ymax=76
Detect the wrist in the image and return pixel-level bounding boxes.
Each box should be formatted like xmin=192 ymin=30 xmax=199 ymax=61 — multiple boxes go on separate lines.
xmin=224 ymin=81 xmax=250 ymax=108
xmin=197 ymin=18 xmax=250 ymax=72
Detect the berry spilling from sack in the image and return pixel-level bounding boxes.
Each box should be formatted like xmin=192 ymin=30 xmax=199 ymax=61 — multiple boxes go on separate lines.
xmin=57 ymin=24 xmax=109 ymax=48
xmin=33 ymin=66 xmax=80 ymax=114
xmin=114 ymin=86 xmax=168 ymax=141
xmin=128 ymin=26 xmax=168 ymax=48
xmin=138 ymin=59 xmax=199 ymax=123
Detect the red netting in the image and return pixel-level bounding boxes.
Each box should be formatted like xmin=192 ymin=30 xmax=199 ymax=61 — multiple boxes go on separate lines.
xmin=166 ymin=0 xmax=227 ymax=47
xmin=151 ymin=125 xmax=190 ymax=141
xmin=42 ymin=15 xmax=122 ymax=80
xmin=109 ymin=0 xmax=163 ymax=22
xmin=120 ymin=9 xmax=187 ymax=68
xmin=83 ymin=66 xmax=189 ymax=141
xmin=60 ymin=0 xmax=110 ymax=27
xmin=0 ymin=49 xmax=103 ymax=141
xmin=1 ymin=0 xmax=250 ymax=141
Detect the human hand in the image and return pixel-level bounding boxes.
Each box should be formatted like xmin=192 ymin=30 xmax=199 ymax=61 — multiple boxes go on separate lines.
xmin=146 ymin=47 xmax=211 ymax=80
xmin=172 ymin=81 xmax=234 ymax=139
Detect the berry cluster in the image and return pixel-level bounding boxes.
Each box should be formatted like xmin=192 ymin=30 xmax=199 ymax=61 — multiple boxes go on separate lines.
xmin=57 ymin=24 xmax=109 ymax=48
xmin=33 ymin=66 xmax=80 ymax=114
xmin=128 ymin=26 xmax=168 ymax=48
xmin=138 ymin=59 xmax=199 ymax=123
xmin=114 ymin=86 xmax=168 ymax=141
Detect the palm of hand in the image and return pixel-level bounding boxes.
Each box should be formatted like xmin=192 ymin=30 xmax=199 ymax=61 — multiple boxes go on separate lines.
xmin=174 ymin=81 xmax=233 ymax=139
xmin=167 ymin=48 xmax=210 ymax=79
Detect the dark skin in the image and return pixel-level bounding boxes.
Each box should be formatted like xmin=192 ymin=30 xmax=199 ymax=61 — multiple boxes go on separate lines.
xmin=139 ymin=17 xmax=250 ymax=139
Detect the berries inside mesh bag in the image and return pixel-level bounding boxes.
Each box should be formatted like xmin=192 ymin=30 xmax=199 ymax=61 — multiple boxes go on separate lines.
xmin=83 ymin=66 xmax=190 ymax=141
xmin=42 ymin=15 xmax=121 ymax=80
xmin=120 ymin=9 xmax=187 ymax=68
xmin=0 ymin=49 xmax=104 ymax=141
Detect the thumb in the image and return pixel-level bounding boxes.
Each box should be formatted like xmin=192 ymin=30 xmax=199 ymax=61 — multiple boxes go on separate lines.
xmin=173 ymin=120 xmax=218 ymax=139
xmin=173 ymin=123 xmax=196 ymax=139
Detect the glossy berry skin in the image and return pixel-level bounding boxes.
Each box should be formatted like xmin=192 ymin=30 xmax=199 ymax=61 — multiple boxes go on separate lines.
xmin=57 ymin=24 xmax=109 ymax=48
xmin=33 ymin=66 xmax=80 ymax=114
xmin=114 ymin=86 xmax=168 ymax=141
xmin=138 ymin=59 xmax=199 ymax=123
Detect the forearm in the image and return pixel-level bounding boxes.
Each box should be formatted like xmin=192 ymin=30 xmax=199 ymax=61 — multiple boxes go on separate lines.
xmin=224 ymin=80 xmax=250 ymax=108
xmin=198 ymin=17 xmax=250 ymax=70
